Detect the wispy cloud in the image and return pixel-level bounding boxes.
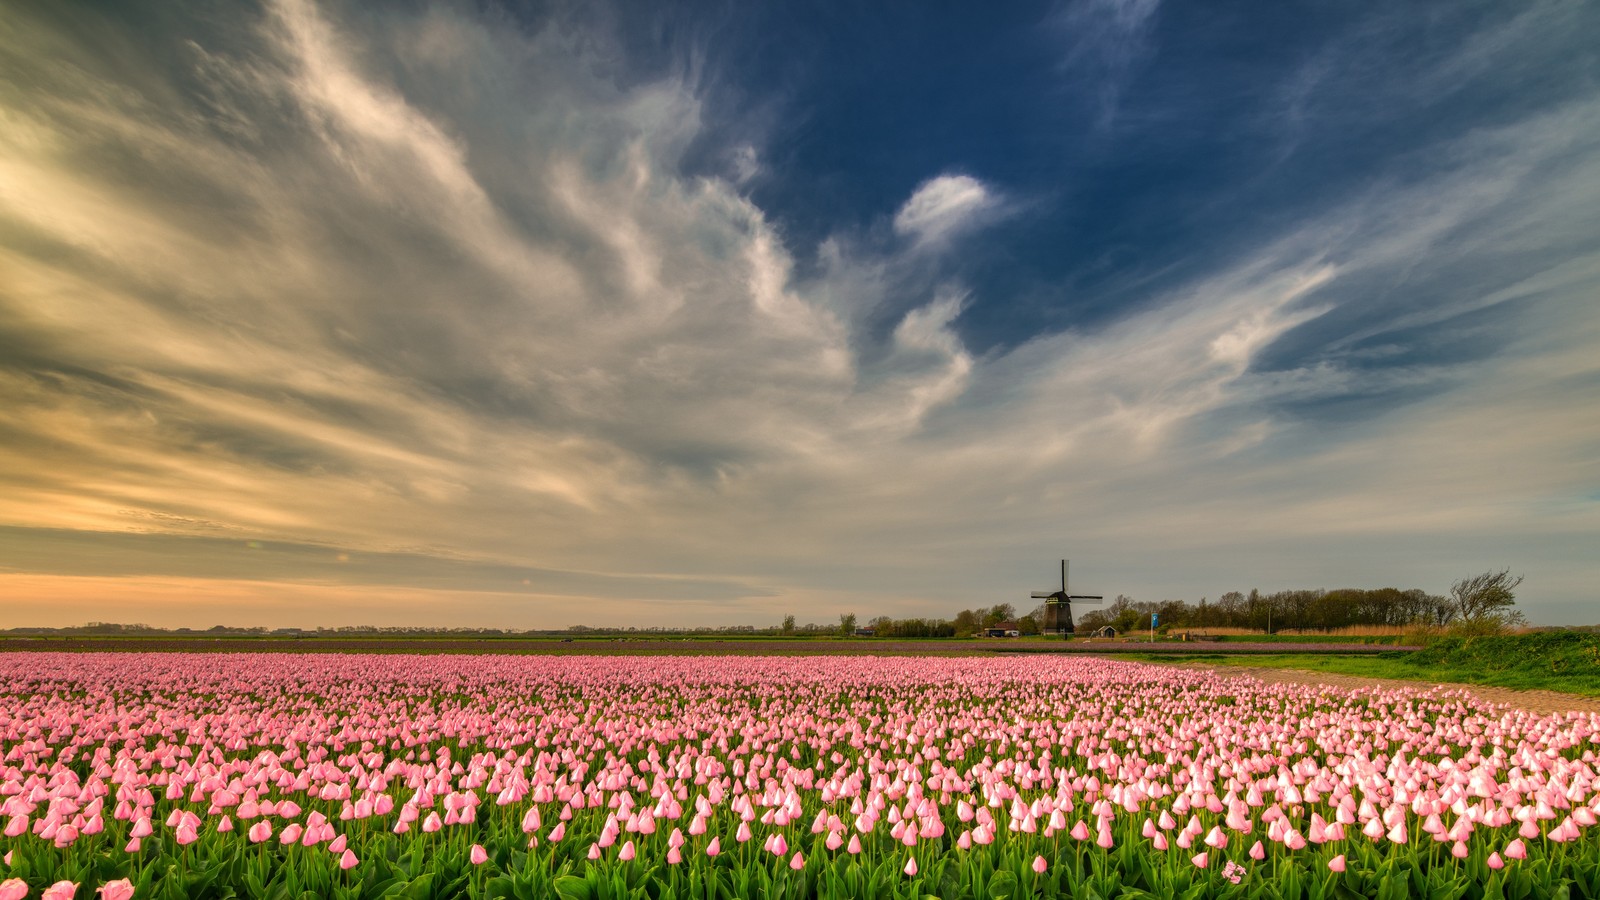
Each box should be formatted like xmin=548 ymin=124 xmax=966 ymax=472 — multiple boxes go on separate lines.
xmin=892 ymin=174 xmax=999 ymax=247
xmin=0 ymin=0 xmax=1596 ymax=626
xmin=1049 ymin=0 xmax=1161 ymax=123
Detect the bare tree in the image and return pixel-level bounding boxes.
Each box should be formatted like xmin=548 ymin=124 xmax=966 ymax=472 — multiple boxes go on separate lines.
xmin=839 ymin=613 xmax=857 ymax=636
xmin=1449 ymin=569 xmax=1525 ymax=629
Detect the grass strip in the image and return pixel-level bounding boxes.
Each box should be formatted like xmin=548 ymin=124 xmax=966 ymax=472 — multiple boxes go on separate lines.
xmin=1124 ymin=631 xmax=1600 ymax=697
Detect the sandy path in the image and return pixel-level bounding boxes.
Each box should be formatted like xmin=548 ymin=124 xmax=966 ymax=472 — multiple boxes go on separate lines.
xmin=1166 ymin=662 xmax=1600 ymax=716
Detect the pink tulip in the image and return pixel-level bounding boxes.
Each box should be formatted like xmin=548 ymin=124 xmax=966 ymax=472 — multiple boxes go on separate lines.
xmin=790 ymin=851 xmax=805 ymax=870
xmin=904 ymin=856 xmax=918 ymax=877
xmin=98 ymin=880 xmax=134 ymax=900
xmin=706 ymin=836 xmax=721 ymax=857
xmin=339 ymin=849 xmax=359 ymax=870
xmin=470 ymin=844 xmax=488 ymax=865
xmin=0 ymin=879 xmax=28 ymax=900
xmin=43 ymin=883 xmax=77 ymax=900
xmin=1328 ymin=855 xmax=1346 ymax=872
xmin=1032 ymin=855 xmax=1048 ymax=874
xmin=1488 ymin=852 xmax=1505 ymax=870
xmin=1191 ymin=852 xmax=1208 ymax=869
xmin=0 ymin=648 xmax=1594 ymax=895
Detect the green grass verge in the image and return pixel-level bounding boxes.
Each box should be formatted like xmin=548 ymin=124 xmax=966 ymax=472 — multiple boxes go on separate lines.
xmin=1125 ymin=631 xmax=1600 ymax=698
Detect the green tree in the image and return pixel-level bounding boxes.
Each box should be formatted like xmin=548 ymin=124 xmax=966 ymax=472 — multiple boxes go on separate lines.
xmin=952 ymin=608 xmax=981 ymax=636
xmin=1450 ymin=569 xmax=1525 ymax=632
xmin=781 ymin=614 xmax=796 ymax=636
xmin=984 ymin=603 xmax=1016 ymax=626
xmin=1111 ymin=607 xmax=1143 ymax=633
xmin=1017 ymin=615 xmax=1040 ymax=636
xmin=839 ymin=613 xmax=858 ymax=636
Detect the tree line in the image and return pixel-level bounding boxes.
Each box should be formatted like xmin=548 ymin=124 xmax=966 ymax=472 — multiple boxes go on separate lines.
xmin=1074 ymin=587 xmax=1454 ymax=634
xmin=1077 ymin=570 xmax=1525 ymax=634
xmin=796 ymin=569 xmax=1528 ymax=638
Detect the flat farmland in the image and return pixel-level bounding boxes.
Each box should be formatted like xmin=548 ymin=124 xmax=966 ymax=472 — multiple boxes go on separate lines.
xmin=0 ymin=638 xmax=990 ymax=657
xmin=0 ymin=637 xmax=1408 ymax=656
xmin=1 ymin=652 xmax=1596 ymax=899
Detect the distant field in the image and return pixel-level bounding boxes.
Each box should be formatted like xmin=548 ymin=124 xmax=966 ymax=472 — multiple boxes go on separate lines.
xmin=0 ymin=634 xmax=1411 ymax=655
xmin=991 ymin=641 xmax=1415 ymax=655
xmin=0 ymin=636 xmax=994 ymax=655
xmin=1191 ymin=633 xmax=1406 ymax=645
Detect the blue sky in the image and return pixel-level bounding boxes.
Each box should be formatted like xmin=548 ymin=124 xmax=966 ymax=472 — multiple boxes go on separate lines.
xmin=1 ymin=0 xmax=1597 ymax=627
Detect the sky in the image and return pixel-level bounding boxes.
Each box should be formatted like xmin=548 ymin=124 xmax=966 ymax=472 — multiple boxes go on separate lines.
xmin=1 ymin=0 xmax=1597 ymax=629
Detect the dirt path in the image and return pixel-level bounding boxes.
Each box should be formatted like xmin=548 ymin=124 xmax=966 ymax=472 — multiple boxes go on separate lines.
xmin=1167 ymin=662 xmax=1600 ymax=716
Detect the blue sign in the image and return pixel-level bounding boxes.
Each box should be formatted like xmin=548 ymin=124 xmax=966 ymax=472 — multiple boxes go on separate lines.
xmin=1151 ymin=614 xmax=1159 ymax=628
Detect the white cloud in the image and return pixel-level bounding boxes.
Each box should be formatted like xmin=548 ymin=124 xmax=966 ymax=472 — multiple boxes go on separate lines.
xmin=892 ymin=174 xmax=996 ymax=246
xmin=0 ymin=0 xmax=1597 ymax=626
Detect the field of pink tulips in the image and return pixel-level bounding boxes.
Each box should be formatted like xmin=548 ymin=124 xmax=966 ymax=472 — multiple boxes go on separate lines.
xmin=0 ymin=653 xmax=1596 ymax=900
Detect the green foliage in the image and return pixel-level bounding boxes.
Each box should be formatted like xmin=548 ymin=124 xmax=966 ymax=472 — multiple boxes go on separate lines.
xmin=5 ymin=790 xmax=1596 ymax=900
xmin=1151 ymin=631 xmax=1600 ymax=697
xmin=1409 ymin=630 xmax=1600 ymax=681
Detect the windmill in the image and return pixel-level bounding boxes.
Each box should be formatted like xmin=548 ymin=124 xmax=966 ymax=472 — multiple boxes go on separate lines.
xmin=1031 ymin=559 xmax=1103 ymax=635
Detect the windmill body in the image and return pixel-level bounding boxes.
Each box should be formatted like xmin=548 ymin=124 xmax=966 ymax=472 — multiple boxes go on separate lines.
xmin=1031 ymin=559 xmax=1104 ymax=635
